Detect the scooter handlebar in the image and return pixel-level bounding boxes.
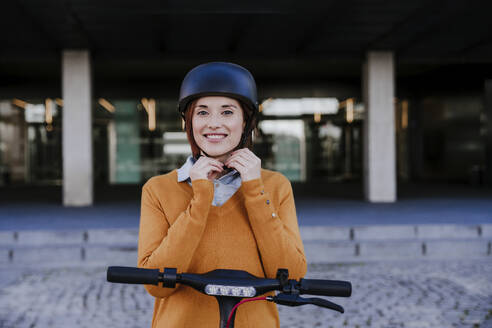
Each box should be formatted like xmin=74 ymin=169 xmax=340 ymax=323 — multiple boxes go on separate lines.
xmin=106 ymin=267 xmax=352 ymax=298
xmin=299 ymin=278 xmax=352 ymax=297
xmin=107 ymin=266 xmax=161 ymax=285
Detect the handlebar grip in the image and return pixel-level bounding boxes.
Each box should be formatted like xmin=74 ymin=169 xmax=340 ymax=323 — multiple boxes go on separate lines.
xmin=299 ymin=279 xmax=352 ymax=297
xmin=107 ymin=266 xmax=160 ymax=285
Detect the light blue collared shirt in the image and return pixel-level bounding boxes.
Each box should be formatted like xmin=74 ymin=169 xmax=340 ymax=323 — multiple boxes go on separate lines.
xmin=177 ymin=156 xmax=242 ymax=206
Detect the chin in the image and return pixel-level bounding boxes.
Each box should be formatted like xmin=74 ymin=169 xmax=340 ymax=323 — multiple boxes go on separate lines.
xmin=204 ymin=149 xmax=232 ymax=158
xmin=199 ymin=143 xmax=236 ymax=158
xmin=198 ymin=138 xmax=240 ymax=156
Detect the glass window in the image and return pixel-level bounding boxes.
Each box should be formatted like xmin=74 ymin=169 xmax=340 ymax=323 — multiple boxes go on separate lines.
xmin=94 ymin=98 xmax=187 ymax=184
xmin=0 ymin=99 xmax=62 ymax=186
xmin=256 ymin=97 xmax=363 ymax=182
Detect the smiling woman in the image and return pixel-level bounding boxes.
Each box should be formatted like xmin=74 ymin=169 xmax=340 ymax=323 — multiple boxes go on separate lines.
xmin=137 ymin=62 xmax=307 ymax=328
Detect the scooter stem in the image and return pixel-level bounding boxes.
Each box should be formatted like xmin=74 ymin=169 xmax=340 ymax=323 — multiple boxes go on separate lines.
xmin=215 ymin=296 xmax=242 ymax=328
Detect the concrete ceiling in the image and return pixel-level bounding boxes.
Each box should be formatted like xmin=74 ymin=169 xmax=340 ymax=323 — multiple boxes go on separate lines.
xmin=1 ymin=0 xmax=492 ymax=96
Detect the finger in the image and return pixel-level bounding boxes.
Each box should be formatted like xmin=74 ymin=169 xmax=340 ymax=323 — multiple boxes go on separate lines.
xmin=231 ymin=148 xmax=258 ymax=163
xmin=193 ymin=164 xmax=223 ymax=179
xmin=207 ymin=171 xmax=220 ymax=180
xmin=206 ymin=163 xmax=224 ymax=172
xmin=227 ymin=158 xmax=248 ymax=171
xmin=230 ymin=148 xmax=248 ymax=157
xmin=232 ymin=148 xmax=254 ymax=157
xmin=225 ymin=150 xmax=248 ymax=163
xmin=236 ymin=151 xmax=254 ymax=163
xmin=224 ymin=154 xmax=237 ymax=165
xmin=207 ymin=167 xmax=221 ymax=174
xmin=202 ymin=157 xmax=225 ymax=168
xmin=240 ymin=149 xmax=260 ymax=163
xmin=196 ymin=157 xmax=224 ymax=170
xmin=226 ymin=152 xmax=252 ymax=167
xmin=196 ymin=155 xmax=223 ymax=165
xmin=225 ymin=155 xmax=242 ymax=167
xmin=227 ymin=162 xmax=247 ymax=176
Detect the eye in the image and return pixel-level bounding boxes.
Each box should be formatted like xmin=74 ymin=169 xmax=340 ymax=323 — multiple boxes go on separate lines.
xmin=222 ymin=110 xmax=234 ymax=115
xmin=196 ymin=110 xmax=208 ymax=116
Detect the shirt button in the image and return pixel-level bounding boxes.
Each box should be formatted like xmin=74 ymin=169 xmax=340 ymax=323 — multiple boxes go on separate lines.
xmin=271 ymin=213 xmax=276 ymax=218
xmin=266 ymin=200 xmax=270 ymax=205
xmin=215 ymin=183 xmax=219 ymax=188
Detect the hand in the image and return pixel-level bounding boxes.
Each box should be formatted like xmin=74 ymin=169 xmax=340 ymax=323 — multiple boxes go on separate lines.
xmin=225 ymin=149 xmax=261 ymax=182
xmin=189 ymin=156 xmax=224 ymax=181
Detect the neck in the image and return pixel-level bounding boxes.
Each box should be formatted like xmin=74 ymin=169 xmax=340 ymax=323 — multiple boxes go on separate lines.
xmin=211 ymin=154 xmax=230 ymax=163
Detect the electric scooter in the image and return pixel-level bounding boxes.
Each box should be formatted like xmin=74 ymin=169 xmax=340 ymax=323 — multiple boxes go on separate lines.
xmin=107 ymin=266 xmax=352 ymax=328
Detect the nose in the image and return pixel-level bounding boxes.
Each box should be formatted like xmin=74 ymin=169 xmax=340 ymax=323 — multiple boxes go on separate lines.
xmin=206 ymin=112 xmax=223 ymax=129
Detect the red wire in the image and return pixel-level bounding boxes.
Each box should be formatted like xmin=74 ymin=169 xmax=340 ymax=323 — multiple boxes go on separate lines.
xmin=226 ymin=296 xmax=267 ymax=328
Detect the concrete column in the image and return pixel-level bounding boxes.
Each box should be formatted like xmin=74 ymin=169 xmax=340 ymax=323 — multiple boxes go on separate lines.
xmin=62 ymin=50 xmax=93 ymax=206
xmin=362 ymin=51 xmax=396 ymax=202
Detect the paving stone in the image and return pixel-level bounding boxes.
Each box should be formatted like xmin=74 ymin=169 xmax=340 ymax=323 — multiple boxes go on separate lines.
xmin=417 ymin=224 xmax=481 ymax=239
xmin=360 ymin=240 xmax=422 ymax=260
xmin=84 ymin=246 xmax=137 ymax=266
xmin=0 ymin=231 xmax=15 ymax=245
xmin=9 ymin=246 xmax=81 ymax=264
xmin=304 ymin=241 xmax=355 ymax=263
xmin=16 ymin=230 xmax=84 ymax=245
xmin=300 ymin=226 xmax=351 ymax=241
xmin=424 ymin=239 xmax=490 ymax=259
xmin=0 ymin=249 xmax=9 ymax=264
xmin=87 ymin=229 xmax=139 ymax=245
xmin=1 ymin=259 xmax=491 ymax=328
xmin=482 ymin=224 xmax=492 ymax=238
xmin=353 ymin=225 xmax=416 ymax=240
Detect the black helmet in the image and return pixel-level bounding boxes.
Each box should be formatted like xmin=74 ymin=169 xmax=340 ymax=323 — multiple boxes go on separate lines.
xmin=178 ymin=62 xmax=258 ymax=118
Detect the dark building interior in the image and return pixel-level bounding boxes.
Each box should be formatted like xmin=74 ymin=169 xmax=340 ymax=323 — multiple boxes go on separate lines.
xmin=1 ymin=0 xmax=492 ymax=202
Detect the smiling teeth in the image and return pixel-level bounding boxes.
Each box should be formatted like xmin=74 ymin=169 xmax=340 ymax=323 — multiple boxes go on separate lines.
xmin=206 ymin=135 xmax=226 ymax=139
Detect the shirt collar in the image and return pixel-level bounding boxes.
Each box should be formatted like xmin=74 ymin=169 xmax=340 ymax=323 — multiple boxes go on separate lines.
xmin=177 ymin=156 xmax=196 ymax=182
xmin=177 ymin=155 xmax=240 ymax=183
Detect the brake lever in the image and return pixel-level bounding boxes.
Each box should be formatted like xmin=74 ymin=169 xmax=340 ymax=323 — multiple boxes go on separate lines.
xmin=267 ymin=293 xmax=345 ymax=313
xmin=305 ymin=296 xmax=344 ymax=313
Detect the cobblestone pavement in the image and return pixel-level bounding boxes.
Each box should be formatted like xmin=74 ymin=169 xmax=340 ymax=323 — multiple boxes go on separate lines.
xmin=0 ymin=259 xmax=491 ymax=328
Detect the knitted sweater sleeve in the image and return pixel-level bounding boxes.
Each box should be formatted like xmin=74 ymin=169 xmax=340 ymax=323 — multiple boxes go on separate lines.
xmin=241 ymin=173 xmax=307 ymax=280
xmin=137 ymin=178 xmax=213 ymax=298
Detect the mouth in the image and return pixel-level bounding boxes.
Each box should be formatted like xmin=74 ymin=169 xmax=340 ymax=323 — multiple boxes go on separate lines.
xmin=203 ymin=133 xmax=228 ymax=140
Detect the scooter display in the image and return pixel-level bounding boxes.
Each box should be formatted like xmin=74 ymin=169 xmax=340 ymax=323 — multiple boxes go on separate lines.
xmin=107 ymin=266 xmax=352 ymax=328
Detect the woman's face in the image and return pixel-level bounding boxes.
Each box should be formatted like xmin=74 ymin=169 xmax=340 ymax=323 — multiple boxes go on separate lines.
xmin=192 ymin=96 xmax=245 ymax=160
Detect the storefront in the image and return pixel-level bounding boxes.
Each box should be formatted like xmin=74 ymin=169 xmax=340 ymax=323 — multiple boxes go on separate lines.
xmin=1 ymin=88 xmax=486 ymax=189
xmin=0 ymin=96 xmax=366 ymax=186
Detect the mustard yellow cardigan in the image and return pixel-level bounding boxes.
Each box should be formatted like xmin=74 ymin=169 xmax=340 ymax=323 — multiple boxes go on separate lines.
xmin=138 ymin=169 xmax=307 ymax=328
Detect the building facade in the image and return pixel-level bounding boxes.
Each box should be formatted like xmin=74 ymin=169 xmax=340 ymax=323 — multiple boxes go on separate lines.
xmin=1 ymin=1 xmax=491 ymax=205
